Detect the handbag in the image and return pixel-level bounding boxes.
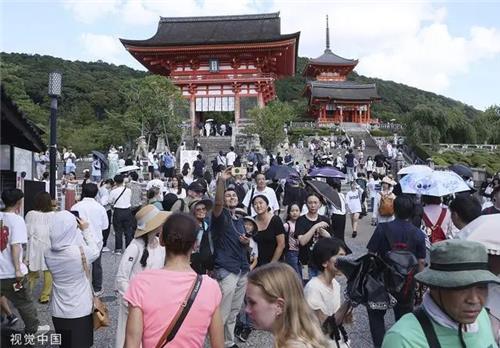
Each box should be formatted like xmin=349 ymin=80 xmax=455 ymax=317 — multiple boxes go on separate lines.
xmin=155 ymin=274 xmax=203 ymax=348
xmin=79 ymin=247 xmax=110 ymax=330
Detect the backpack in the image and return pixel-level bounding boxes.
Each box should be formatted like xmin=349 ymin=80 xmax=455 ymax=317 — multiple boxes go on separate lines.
xmin=383 ymin=224 xmax=418 ymax=300
xmin=378 ymin=193 xmax=395 ymax=217
xmin=422 ymin=208 xmax=447 ymax=244
xmin=191 ymin=221 xmax=214 ymax=274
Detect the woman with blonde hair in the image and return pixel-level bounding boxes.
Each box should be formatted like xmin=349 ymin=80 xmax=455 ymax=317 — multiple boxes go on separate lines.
xmin=245 ymin=262 xmax=330 ymax=348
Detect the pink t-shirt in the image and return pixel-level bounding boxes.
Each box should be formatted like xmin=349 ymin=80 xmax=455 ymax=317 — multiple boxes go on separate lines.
xmin=124 ymin=269 xmax=222 ymax=348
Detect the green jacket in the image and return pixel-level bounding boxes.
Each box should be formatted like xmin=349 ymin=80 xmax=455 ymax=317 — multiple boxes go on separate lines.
xmin=382 ymin=308 xmax=498 ymax=348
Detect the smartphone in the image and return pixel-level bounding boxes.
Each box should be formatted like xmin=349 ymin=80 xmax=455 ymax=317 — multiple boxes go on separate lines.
xmin=13 ymin=281 xmax=23 ymax=292
xmin=245 ymin=231 xmax=254 ymax=238
xmin=70 ymin=210 xmax=80 ymax=219
xmin=231 ymin=167 xmax=247 ymax=176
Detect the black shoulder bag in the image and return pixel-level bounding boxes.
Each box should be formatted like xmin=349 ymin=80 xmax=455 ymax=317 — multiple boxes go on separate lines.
xmin=246 ymin=187 xmax=255 ymax=216
xmin=413 ymin=307 xmax=441 ymax=348
xmin=111 ymin=187 xmax=127 ymax=210
xmin=155 ymin=275 xmax=203 ymax=348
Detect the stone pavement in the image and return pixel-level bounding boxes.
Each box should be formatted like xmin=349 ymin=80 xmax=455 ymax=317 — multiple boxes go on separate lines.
xmin=9 ymin=210 xmax=394 ymax=348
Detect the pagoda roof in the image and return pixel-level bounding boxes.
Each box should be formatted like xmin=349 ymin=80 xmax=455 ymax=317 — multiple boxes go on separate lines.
xmin=120 ymin=12 xmax=300 ymax=47
xmin=309 ymin=49 xmax=358 ymax=66
xmin=307 ymin=81 xmax=380 ymax=101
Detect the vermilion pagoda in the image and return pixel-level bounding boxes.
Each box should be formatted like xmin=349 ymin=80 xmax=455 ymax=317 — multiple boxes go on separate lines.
xmin=303 ymin=16 xmax=380 ymax=124
xmin=120 ymin=12 xmax=300 ymax=134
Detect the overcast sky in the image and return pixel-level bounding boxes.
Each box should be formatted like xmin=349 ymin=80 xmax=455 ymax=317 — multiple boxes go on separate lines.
xmin=1 ymin=0 xmax=499 ymax=110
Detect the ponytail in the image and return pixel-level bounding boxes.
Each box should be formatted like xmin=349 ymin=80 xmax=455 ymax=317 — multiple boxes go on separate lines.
xmin=140 ymin=235 xmax=149 ymax=268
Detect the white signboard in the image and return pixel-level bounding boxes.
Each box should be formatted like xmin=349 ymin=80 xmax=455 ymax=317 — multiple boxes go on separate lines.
xmin=195 ymin=96 xmax=235 ymax=112
xmin=13 ymin=147 xmax=33 ymax=180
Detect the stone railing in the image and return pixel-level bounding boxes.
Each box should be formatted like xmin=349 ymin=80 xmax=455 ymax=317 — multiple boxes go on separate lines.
xmin=422 ymin=143 xmax=498 ymax=152
xmin=289 ymin=121 xmax=318 ymax=129
xmin=378 ymin=122 xmax=403 ymax=131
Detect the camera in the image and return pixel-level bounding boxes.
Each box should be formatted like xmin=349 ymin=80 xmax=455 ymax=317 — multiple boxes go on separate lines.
xmin=231 ymin=167 xmax=247 ymax=176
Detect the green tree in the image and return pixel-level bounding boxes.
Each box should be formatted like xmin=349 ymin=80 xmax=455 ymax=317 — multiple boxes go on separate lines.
xmin=244 ymin=100 xmax=297 ymax=151
xmin=114 ymin=75 xmax=189 ymax=150
xmin=403 ymin=105 xmax=446 ymax=146
xmin=474 ymin=105 xmax=500 ymax=144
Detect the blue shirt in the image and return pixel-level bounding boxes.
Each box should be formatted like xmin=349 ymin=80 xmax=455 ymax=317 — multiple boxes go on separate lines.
xmin=212 ymin=209 xmax=249 ymax=274
xmin=367 ymin=219 xmax=426 ymax=259
xmin=163 ymin=153 xmax=174 ymax=168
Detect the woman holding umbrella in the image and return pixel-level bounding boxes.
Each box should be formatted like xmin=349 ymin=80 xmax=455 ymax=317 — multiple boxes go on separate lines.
xmin=329 ymin=180 xmax=347 ymax=241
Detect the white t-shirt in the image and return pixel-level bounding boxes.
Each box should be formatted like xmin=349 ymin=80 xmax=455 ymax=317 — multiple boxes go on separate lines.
xmin=0 ymin=212 xmax=29 ymax=278
xmin=226 ymin=151 xmax=237 ymax=166
xmin=249 ymin=238 xmax=259 ymax=259
xmin=345 ymin=190 xmax=362 ymax=214
xmin=242 ymin=186 xmax=280 ymax=217
xmin=304 ymin=277 xmax=341 ymax=317
xmin=71 ymin=198 xmax=109 ymax=250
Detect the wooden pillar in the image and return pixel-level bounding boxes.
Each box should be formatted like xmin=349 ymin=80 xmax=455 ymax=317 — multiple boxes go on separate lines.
xmin=368 ymin=105 xmax=371 ymax=123
xmin=257 ymin=91 xmax=265 ymax=108
xmin=234 ymin=94 xmax=241 ymax=129
xmin=190 ymin=96 xmax=196 ymax=136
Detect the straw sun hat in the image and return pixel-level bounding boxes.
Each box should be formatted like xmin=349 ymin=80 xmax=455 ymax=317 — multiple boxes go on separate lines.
xmin=134 ymin=205 xmax=170 ymax=238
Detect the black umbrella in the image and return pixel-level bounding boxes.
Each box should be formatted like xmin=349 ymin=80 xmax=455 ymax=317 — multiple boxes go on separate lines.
xmin=305 ymin=179 xmax=341 ymax=209
xmin=449 ymin=164 xmax=473 ymax=178
xmin=266 ymin=165 xmax=298 ymax=180
xmin=92 ymin=150 xmax=108 ymax=168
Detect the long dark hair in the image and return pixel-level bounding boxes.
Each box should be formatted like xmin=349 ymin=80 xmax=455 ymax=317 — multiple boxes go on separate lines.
xmin=174 ymin=175 xmax=184 ymax=195
xmin=140 ymin=234 xmax=149 ymax=268
xmin=34 ymin=192 xmax=53 ymax=212
xmin=286 ymin=202 xmax=302 ymax=222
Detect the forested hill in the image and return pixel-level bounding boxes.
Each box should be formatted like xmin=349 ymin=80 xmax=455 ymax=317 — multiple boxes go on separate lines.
xmin=0 ymin=52 xmax=488 ymax=153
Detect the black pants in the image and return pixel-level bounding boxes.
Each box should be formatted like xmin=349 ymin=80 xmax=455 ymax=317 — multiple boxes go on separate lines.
xmin=165 ymin=167 xmax=174 ymax=178
xmin=331 ymin=214 xmax=346 ymax=241
xmin=92 ymin=251 xmax=102 ymax=292
xmin=130 ymin=206 xmax=141 ymax=233
xmin=102 ymin=210 xmax=112 ymax=247
xmin=367 ymin=300 xmax=413 ymax=348
xmin=113 ymin=207 xmax=133 ymax=251
xmin=53 ymin=314 xmax=93 ymax=348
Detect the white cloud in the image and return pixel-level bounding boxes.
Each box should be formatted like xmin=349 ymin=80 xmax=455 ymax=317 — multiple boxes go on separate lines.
xmin=359 ymin=23 xmax=500 ymax=92
xmin=119 ymin=0 xmax=259 ymax=22
xmin=80 ymin=33 xmax=124 ymax=64
xmin=62 ymin=0 xmax=120 ymax=23
xmin=274 ymin=1 xmax=500 ymax=94
xmin=67 ymin=0 xmax=500 ymax=99
xmin=121 ymin=0 xmax=157 ymax=26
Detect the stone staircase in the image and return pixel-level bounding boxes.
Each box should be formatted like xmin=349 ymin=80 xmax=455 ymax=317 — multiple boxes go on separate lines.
xmin=345 ymin=130 xmax=381 ymax=159
xmin=183 ymin=135 xmax=233 ymax=162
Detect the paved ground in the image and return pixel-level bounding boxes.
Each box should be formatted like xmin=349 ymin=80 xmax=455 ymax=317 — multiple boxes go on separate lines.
xmin=6 ymin=207 xmax=394 ymax=348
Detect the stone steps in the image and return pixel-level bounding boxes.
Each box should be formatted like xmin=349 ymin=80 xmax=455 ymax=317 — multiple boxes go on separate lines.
xmin=184 ymin=136 xmax=233 ymax=162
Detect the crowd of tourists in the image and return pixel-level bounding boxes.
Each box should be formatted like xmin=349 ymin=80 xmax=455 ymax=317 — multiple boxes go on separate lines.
xmin=1 ymin=139 xmax=499 ymax=348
